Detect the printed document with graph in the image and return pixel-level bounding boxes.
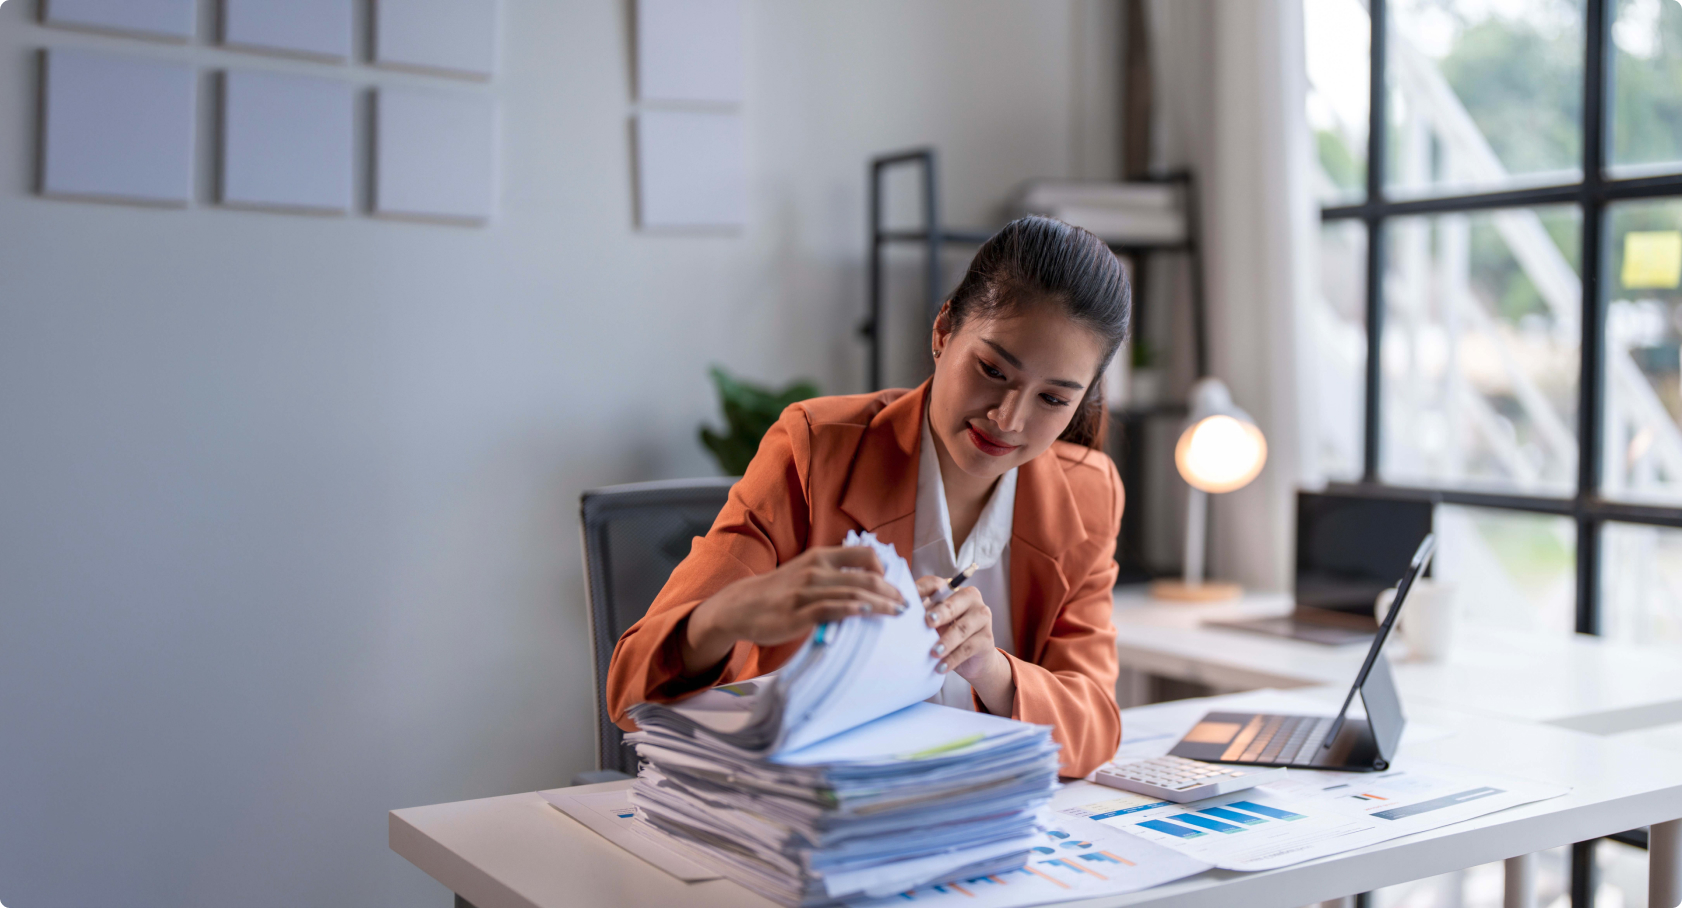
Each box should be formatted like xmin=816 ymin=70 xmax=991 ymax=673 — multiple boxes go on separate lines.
xmin=1054 ymin=762 xmax=1566 ymax=872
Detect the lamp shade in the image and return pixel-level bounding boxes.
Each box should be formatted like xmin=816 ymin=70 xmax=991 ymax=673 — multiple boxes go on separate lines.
xmin=1174 ymin=378 xmax=1267 ymax=494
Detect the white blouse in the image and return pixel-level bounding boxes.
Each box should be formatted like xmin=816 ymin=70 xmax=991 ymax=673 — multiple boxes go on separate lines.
xmin=911 ymin=412 xmax=1017 ymax=710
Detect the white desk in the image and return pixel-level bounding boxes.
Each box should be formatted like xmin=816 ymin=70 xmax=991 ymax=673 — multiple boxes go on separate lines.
xmin=1111 ymin=588 xmax=1682 ymax=731
xmin=391 ymin=695 xmax=1682 ymax=908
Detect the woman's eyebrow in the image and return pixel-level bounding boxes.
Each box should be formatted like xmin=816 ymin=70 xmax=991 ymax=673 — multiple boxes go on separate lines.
xmin=981 ymin=339 xmax=1086 ymax=390
xmin=981 ymin=338 xmax=1023 ymax=368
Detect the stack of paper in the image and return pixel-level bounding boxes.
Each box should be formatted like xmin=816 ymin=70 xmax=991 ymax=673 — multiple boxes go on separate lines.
xmin=1014 ymin=181 xmax=1186 ymax=245
xmin=625 ymin=531 xmax=1064 ymax=906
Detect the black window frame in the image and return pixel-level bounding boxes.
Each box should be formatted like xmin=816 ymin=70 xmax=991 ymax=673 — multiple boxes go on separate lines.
xmin=1321 ymin=0 xmax=1682 ymax=636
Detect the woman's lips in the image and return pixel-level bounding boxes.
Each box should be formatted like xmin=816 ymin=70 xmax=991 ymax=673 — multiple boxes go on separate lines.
xmin=966 ymin=425 xmax=1019 ymax=457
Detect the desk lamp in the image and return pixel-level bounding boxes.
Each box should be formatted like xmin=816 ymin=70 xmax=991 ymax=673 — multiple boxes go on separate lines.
xmin=1151 ymin=378 xmax=1267 ymax=601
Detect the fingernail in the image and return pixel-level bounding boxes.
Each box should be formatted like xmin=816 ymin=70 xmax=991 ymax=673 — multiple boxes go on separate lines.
xmin=932 ymin=643 xmax=946 ymax=656
xmin=936 ymin=662 xmax=949 ymax=673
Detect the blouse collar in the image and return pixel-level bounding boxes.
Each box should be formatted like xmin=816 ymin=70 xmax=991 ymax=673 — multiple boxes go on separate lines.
xmin=915 ymin=409 xmax=1017 ymax=571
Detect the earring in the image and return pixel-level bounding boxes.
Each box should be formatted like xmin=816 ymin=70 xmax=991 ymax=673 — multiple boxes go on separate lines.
xmin=933 ymin=349 xmax=941 ymax=359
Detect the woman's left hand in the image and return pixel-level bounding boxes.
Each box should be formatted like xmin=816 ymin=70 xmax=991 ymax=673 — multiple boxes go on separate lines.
xmin=915 ymin=576 xmax=1016 ymax=714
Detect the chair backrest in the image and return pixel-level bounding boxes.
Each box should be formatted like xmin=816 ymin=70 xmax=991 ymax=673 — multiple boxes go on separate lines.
xmin=579 ymin=476 xmax=736 ymax=774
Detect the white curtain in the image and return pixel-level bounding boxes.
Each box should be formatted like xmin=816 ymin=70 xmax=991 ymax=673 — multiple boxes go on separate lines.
xmin=1148 ymin=0 xmax=1318 ymax=591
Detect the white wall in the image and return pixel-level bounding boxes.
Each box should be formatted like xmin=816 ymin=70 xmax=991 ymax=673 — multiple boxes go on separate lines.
xmin=0 ymin=1 xmax=1117 ymax=905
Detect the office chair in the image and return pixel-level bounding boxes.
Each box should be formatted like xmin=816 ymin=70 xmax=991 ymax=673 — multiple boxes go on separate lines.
xmin=578 ymin=476 xmax=737 ymax=780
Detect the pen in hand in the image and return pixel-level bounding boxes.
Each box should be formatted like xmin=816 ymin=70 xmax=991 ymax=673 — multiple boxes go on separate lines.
xmin=917 ymin=562 xmax=980 ymax=613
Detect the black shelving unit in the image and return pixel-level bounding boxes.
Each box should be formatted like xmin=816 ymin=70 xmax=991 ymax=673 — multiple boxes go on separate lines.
xmin=863 ymin=148 xmax=1209 ymax=580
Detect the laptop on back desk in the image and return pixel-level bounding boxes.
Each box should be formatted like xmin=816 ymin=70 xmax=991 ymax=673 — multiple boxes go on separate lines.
xmin=1167 ymin=533 xmax=1435 ymax=773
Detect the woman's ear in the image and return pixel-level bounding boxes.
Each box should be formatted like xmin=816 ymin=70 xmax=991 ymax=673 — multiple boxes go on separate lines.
xmin=931 ymin=301 xmax=954 ymax=357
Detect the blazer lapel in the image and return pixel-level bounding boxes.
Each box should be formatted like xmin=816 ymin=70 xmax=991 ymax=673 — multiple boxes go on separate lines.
xmin=1010 ymin=447 xmax=1090 ymax=662
xmin=837 ymin=381 xmax=927 ymax=560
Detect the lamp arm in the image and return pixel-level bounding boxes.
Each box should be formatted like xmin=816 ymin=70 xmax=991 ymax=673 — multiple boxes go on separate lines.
xmin=1183 ymin=488 xmax=1208 ymax=587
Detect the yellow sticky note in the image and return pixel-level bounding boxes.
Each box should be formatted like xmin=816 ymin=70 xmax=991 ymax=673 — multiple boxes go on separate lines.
xmin=1623 ymin=230 xmax=1682 ymax=290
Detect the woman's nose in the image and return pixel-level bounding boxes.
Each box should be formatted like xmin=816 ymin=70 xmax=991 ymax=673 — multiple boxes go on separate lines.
xmin=991 ymin=391 xmax=1027 ymax=434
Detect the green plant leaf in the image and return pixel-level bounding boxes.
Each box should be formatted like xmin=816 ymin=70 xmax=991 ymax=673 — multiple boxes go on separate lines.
xmin=699 ymin=367 xmax=820 ymax=476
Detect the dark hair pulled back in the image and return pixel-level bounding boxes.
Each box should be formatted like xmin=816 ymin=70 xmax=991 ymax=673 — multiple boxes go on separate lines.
xmin=944 ymin=215 xmax=1131 ymax=449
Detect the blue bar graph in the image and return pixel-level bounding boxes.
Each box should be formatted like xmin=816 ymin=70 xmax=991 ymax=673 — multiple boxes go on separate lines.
xmin=1174 ymin=814 xmax=1245 ymax=834
xmin=1228 ymin=800 xmax=1305 ymax=821
xmin=1138 ymin=819 xmax=1207 ymax=838
xmin=1199 ymin=806 xmax=1268 ymax=826
xmin=1086 ymin=801 xmax=1168 ymax=821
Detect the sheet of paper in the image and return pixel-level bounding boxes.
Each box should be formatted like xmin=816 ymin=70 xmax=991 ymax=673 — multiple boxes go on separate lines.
xmin=636 ymin=0 xmax=743 ymax=103
xmin=41 ymin=49 xmax=196 ymax=206
xmin=44 ymin=0 xmax=196 ymax=40
xmin=776 ymin=702 xmax=1025 ymax=766
xmin=539 ymin=788 xmax=721 ymax=882
xmin=635 ymin=110 xmax=746 ymax=230
xmin=221 ymin=70 xmax=354 ymax=213
xmin=847 ymin=814 xmax=1211 ymax=907
xmin=1055 ymin=760 xmax=1567 ymax=872
xmin=222 ymin=0 xmax=354 ymax=60
xmin=828 ymin=833 xmax=1040 ymax=900
xmin=373 ymin=88 xmax=496 ymax=223
xmin=775 ymin=531 xmax=945 ymax=753
xmin=372 ymin=0 xmax=498 ymax=78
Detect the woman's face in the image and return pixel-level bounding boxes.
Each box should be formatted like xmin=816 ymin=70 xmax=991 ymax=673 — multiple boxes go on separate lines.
xmin=928 ymin=301 xmax=1108 ymax=482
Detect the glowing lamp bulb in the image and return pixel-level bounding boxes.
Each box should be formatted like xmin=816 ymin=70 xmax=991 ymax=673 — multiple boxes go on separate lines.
xmin=1175 ymin=414 xmax=1267 ymax=494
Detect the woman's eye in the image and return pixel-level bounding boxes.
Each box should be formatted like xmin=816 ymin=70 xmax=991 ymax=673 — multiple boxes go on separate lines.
xmin=1041 ymin=394 xmax=1070 ymax=407
xmin=980 ymin=362 xmax=1005 ymax=379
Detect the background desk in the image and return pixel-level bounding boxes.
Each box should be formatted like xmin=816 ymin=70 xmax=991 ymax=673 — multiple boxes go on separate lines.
xmin=1111 ymin=587 xmax=1682 ymax=734
xmin=391 ymin=696 xmax=1682 ymax=908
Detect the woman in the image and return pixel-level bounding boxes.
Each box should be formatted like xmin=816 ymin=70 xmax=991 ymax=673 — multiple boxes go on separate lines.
xmin=606 ymin=216 xmax=1129 ymax=778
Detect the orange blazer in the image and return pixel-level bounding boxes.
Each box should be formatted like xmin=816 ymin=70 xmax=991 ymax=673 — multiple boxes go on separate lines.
xmin=605 ymin=381 xmax=1124 ymax=778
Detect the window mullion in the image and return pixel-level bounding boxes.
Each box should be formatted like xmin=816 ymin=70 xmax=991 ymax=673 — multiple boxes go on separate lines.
xmin=1362 ymin=0 xmax=1388 ymax=484
xmin=1575 ymin=0 xmax=1611 ymax=636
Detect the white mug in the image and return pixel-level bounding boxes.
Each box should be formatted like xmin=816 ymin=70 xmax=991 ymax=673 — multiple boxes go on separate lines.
xmin=1374 ymin=579 xmax=1459 ymax=662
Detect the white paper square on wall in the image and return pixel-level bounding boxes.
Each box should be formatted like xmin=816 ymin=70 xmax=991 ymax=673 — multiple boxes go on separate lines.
xmin=635 ymin=109 xmax=745 ymax=230
xmin=374 ymin=87 xmax=496 ymax=223
xmin=372 ymin=0 xmax=498 ymax=80
xmin=221 ymin=71 xmax=354 ymax=214
xmin=40 ymin=48 xmax=195 ymax=205
xmin=636 ymin=0 xmax=742 ymax=104
xmin=41 ymin=0 xmax=196 ymax=41
xmin=222 ymin=0 xmax=355 ymax=61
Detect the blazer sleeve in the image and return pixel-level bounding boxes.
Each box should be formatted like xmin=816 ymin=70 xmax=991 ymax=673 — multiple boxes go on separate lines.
xmin=995 ymin=460 xmax=1123 ymax=779
xmin=603 ymin=407 xmax=814 ymax=730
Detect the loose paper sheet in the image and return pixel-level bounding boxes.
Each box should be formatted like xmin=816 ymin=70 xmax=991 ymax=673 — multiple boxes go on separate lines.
xmin=1058 ymin=763 xmax=1565 ymax=872
xmin=847 ymin=814 xmax=1210 ymax=907
xmin=540 ymin=788 xmax=721 ymax=882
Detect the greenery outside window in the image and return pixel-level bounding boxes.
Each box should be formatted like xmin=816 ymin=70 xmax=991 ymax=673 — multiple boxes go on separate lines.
xmin=1306 ymin=0 xmax=1682 ymax=642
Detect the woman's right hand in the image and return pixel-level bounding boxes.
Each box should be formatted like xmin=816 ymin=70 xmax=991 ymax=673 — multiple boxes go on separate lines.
xmin=680 ymin=546 xmax=906 ymax=676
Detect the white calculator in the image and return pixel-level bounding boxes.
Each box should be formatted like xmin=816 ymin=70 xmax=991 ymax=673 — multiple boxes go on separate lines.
xmin=1093 ymin=755 xmax=1285 ymax=803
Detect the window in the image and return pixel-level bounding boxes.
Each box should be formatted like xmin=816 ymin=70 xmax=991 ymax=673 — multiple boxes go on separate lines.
xmin=1307 ymin=0 xmax=1682 ymax=638
xmin=1313 ymin=220 xmax=1368 ymax=481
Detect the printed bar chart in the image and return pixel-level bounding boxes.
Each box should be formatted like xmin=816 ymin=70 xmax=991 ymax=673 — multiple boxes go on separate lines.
xmin=1228 ymin=800 xmax=1305 ymax=821
xmin=1198 ymin=806 xmax=1268 ymax=826
xmin=1174 ymin=814 xmax=1245 ymax=835
xmin=1138 ymin=819 xmax=1207 ymax=838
